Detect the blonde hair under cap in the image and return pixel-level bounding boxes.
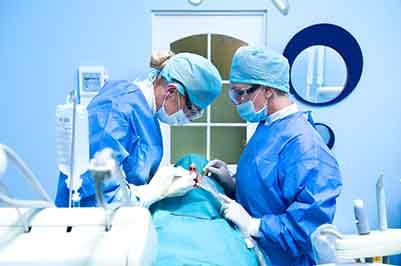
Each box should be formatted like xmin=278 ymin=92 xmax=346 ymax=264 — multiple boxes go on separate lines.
xmin=150 ymin=51 xmax=175 ymax=69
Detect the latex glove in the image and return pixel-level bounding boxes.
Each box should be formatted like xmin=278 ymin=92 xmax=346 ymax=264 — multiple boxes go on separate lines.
xmin=132 ymin=165 xmax=178 ymax=207
xmin=204 ymin=159 xmax=231 ymax=179
xmin=132 ymin=165 xmax=195 ymax=207
xmin=221 ymin=195 xmax=260 ymax=237
xmin=150 ymin=165 xmax=179 ymax=186
xmin=165 ymin=171 xmax=196 ymax=198
xmin=203 ymin=159 xmax=234 ymax=187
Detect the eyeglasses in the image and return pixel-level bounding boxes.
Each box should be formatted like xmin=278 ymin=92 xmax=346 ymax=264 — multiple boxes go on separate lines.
xmin=228 ymin=84 xmax=261 ymax=105
xmin=182 ymin=89 xmax=204 ymax=121
xmin=167 ymin=83 xmax=204 ymax=121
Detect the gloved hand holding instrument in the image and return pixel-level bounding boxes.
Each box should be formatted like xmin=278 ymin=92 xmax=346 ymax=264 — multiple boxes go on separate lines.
xmin=133 ymin=165 xmax=196 ymax=208
xmin=203 ymin=159 xmax=236 ymax=196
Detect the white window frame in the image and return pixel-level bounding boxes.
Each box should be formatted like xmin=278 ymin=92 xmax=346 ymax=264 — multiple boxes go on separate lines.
xmin=152 ymin=10 xmax=268 ymax=170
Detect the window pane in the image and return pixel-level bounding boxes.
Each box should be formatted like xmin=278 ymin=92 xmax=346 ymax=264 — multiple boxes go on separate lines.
xmin=210 ymin=127 xmax=246 ymax=164
xmin=211 ymin=84 xmax=244 ymax=123
xmin=170 ymin=34 xmax=207 ymax=58
xmin=170 ymin=34 xmax=208 ymax=122
xmin=211 ymin=34 xmax=247 ymax=80
xmin=191 ymin=110 xmax=207 ymax=123
xmin=171 ymin=126 xmax=206 ymax=163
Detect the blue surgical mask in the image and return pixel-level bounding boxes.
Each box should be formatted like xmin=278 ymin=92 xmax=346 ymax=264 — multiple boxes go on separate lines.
xmin=156 ymin=97 xmax=190 ymax=125
xmin=236 ymin=89 xmax=267 ymax=122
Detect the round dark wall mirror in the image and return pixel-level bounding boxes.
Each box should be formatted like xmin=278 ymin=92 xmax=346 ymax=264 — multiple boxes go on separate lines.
xmin=291 ymin=45 xmax=347 ymax=103
xmin=284 ymin=24 xmax=363 ymax=106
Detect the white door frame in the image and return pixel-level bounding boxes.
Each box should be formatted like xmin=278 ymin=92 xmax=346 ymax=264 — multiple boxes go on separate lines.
xmin=152 ymin=10 xmax=268 ymax=167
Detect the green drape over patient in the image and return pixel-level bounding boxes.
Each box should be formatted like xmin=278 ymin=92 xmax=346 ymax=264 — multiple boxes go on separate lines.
xmin=150 ymin=154 xmax=259 ymax=266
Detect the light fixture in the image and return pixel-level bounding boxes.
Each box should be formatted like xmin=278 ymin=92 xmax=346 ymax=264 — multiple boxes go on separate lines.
xmin=188 ymin=0 xmax=204 ymax=6
xmin=271 ymin=0 xmax=290 ymax=16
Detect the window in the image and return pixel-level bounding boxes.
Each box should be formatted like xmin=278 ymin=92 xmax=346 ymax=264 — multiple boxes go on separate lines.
xmin=170 ymin=34 xmax=248 ymax=164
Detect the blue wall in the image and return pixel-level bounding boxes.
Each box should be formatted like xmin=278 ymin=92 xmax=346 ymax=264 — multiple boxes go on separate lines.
xmin=1 ymin=0 xmax=401 ymax=261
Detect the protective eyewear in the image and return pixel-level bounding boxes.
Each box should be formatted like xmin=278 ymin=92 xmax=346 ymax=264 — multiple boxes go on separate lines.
xmin=228 ymin=84 xmax=261 ymax=105
xmin=182 ymin=89 xmax=204 ymax=121
xmin=167 ymin=83 xmax=204 ymax=121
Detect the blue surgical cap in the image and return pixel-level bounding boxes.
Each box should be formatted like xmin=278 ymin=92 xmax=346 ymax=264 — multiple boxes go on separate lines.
xmin=229 ymin=46 xmax=290 ymax=93
xmin=175 ymin=153 xmax=208 ymax=172
xmin=160 ymin=53 xmax=222 ymax=109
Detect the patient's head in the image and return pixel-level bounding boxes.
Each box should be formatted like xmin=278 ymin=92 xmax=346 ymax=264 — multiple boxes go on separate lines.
xmin=175 ymin=153 xmax=208 ymax=173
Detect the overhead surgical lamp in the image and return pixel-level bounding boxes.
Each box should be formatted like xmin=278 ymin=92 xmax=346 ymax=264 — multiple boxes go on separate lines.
xmin=187 ymin=0 xmax=290 ymax=15
xmin=271 ymin=0 xmax=290 ymax=16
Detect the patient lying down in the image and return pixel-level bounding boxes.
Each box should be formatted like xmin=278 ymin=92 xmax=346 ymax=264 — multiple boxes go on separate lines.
xmin=135 ymin=154 xmax=261 ymax=266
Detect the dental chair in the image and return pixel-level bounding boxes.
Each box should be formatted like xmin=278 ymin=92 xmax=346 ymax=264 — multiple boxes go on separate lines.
xmin=312 ymin=224 xmax=401 ymax=266
xmin=0 ymin=144 xmax=157 ymax=266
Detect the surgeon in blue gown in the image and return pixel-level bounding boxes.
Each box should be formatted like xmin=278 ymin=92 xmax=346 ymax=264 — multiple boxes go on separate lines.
xmin=204 ymin=46 xmax=343 ymax=266
xmin=55 ymin=52 xmax=222 ymax=207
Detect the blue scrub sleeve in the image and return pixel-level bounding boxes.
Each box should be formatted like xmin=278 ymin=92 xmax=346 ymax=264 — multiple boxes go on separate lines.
xmin=258 ymin=136 xmax=342 ymax=258
xmin=89 ymin=109 xmax=131 ymax=165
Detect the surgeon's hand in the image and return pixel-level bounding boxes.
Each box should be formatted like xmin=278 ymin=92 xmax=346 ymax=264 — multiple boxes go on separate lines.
xmin=203 ymin=159 xmax=235 ymax=195
xmin=165 ymin=171 xmax=196 ymax=198
xmin=221 ymin=195 xmax=260 ymax=237
xmin=132 ymin=165 xmax=195 ymax=207
xmin=154 ymin=166 xmax=196 ymax=198
xmin=132 ymin=165 xmax=178 ymax=207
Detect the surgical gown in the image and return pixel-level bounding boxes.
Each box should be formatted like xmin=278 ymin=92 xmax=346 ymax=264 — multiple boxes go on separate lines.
xmin=55 ymin=80 xmax=163 ymax=207
xmin=236 ymin=112 xmax=342 ymax=266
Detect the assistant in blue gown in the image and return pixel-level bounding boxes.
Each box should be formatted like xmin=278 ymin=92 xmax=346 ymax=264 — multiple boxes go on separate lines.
xmin=217 ymin=46 xmax=344 ymax=266
xmin=55 ymin=80 xmax=163 ymax=207
xmin=235 ymin=112 xmax=342 ymax=266
xmin=55 ymin=52 xmax=223 ymax=207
